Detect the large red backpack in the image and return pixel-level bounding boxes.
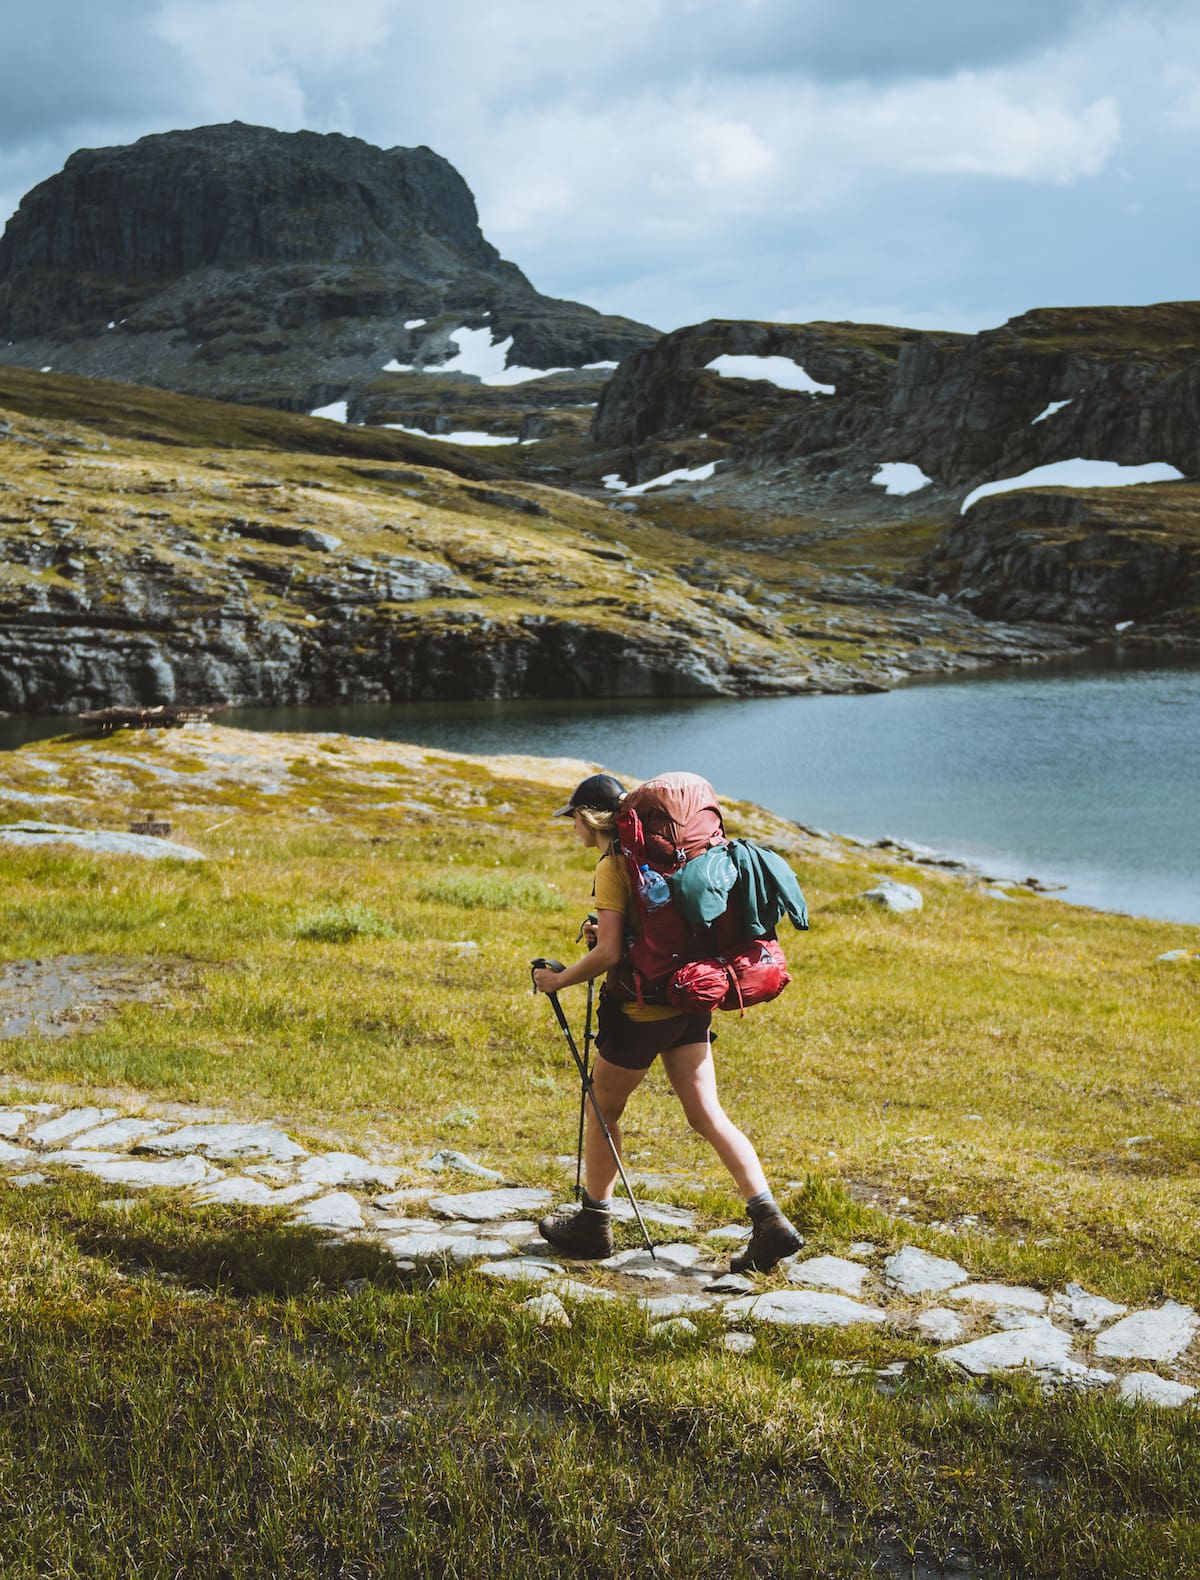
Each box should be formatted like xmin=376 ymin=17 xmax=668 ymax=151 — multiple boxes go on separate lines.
xmin=615 ymin=771 xmax=788 ymax=1011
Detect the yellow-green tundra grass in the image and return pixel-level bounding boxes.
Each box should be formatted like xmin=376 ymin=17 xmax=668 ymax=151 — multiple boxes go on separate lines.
xmin=1 ymin=724 xmax=1198 ymax=1578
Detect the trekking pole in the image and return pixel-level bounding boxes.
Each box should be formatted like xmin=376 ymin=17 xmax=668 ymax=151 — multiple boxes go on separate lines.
xmin=531 ymin=958 xmax=656 ymax=1260
xmin=573 ymin=912 xmax=598 ymax=1202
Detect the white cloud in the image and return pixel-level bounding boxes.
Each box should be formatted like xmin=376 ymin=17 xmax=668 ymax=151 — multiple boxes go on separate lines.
xmin=846 ymin=75 xmax=1120 ymax=183
xmin=0 ymin=0 xmax=1196 ymax=338
xmin=153 ymin=0 xmax=395 ymax=124
xmin=688 ymin=118 xmax=775 ymax=189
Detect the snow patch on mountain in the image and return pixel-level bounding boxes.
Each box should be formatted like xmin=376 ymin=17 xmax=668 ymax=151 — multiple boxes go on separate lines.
xmin=961 ymin=459 xmax=1184 ymax=514
xmin=706 ymin=354 xmax=835 ymax=396
xmin=872 ymin=462 xmax=932 ymax=496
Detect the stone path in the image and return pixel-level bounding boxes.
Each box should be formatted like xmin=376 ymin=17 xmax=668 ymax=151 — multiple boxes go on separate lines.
xmin=2 ymin=1102 xmax=1196 ymax=1407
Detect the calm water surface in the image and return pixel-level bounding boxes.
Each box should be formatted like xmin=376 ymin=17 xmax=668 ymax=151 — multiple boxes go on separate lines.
xmin=4 ymin=655 xmax=1198 ymax=924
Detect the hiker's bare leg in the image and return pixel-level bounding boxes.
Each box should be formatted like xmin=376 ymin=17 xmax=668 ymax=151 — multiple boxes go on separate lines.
xmin=661 ymin=1041 xmax=769 ymax=1200
xmin=584 ymin=1054 xmax=648 ymax=1201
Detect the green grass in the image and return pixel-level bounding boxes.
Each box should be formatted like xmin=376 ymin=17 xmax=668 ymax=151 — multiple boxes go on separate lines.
xmin=3 ymin=1179 xmax=1200 ymax=1578
xmin=1 ymin=725 xmax=1199 ymax=1575
xmin=292 ymin=902 xmax=398 ymax=942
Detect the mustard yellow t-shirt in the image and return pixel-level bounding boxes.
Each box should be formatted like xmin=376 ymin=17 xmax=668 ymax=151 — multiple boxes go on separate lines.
xmin=594 ymin=850 xmax=678 ymax=1022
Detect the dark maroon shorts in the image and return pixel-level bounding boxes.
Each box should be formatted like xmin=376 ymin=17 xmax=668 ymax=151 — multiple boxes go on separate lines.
xmin=595 ymin=988 xmax=714 ymax=1072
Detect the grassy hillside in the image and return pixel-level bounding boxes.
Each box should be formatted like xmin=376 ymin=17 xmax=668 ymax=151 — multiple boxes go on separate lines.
xmin=1 ymin=725 xmax=1198 ymax=1576
xmin=0 ymin=366 xmax=1076 ymax=710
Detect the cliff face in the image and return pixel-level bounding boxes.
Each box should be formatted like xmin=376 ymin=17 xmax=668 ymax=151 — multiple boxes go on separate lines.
xmin=0 ymin=125 xmax=503 ymax=280
xmin=588 ymin=306 xmax=1200 ymax=640
xmin=592 ymin=305 xmax=1200 ymax=491
xmin=918 ymin=485 xmax=1200 ymax=636
xmin=0 ymin=124 xmax=658 ymax=419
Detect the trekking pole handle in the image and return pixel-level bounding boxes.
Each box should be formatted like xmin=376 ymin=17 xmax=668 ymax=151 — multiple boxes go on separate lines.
xmin=575 ymin=911 xmax=599 ymax=946
xmin=530 ymin=957 xmax=565 ymax=993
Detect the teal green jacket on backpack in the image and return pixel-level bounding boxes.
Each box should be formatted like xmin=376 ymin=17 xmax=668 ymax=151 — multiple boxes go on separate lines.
xmin=668 ymin=840 xmax=808 ymax=937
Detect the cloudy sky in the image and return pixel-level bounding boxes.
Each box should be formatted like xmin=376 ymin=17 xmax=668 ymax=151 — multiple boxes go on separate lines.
xmin=2 ymin=0 xmax=1198 ymax=334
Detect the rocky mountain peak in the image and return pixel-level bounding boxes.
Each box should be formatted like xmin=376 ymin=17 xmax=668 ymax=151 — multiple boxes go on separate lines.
xmin=0 ymin=122 xmax=511 ymax=284
xmin=0 ymin=124 xmax=658 ymax=419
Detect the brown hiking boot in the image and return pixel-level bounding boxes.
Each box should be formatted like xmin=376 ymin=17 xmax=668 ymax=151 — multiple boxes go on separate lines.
xmin=537 ymin=1202 xmax=614 ymax=1260
xmin=730 ymin=1208 xmax=802 ymax=1275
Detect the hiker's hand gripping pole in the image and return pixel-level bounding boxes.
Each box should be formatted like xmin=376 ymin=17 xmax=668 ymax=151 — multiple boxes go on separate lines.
xmin=530 ymin=957 xmax=656 ymax=1260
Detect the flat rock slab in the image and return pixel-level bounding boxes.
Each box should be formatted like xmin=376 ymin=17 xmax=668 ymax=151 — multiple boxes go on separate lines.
xmin=1118 ymin=1372 xmax=1199 ymax=1408
xmin=0 ymin=821 xmax=205 ymax=861
xmin=884 ymin=1246 xmax=969 ymax=1295
xmin=139 ymin=1123 xmax=307 ymax=1162
xmin=938 ymin=1324 xmax=1082 ymax=1378
xmin=704 ymin=1273 xmax=756 ymax=1295
xmin=706 ymin=1225 xmax=751 ymax=1242
xmin=915 ymin=1308 xmax=968 ymax=1344
xmin=41 ymin=1149 xmax=120 ymax=1170
xmin=29 ymin=1108 xmax=120 ymax=1146
xmin=0 ymin=1139 xmax=34 ymax=1163
xmin=295 ymin=1192 xmax=366 ymax=1231
xmin=479 ymin=1259 xmax=562 ymax=1283
xmin=0 ymin=960 xmax=180 ymax=1041
xmin=78 ymin=1154 xmax=217 ymax=1189
xmin=297 ymin=1154 xmax=402 ymax=1189
xmin=385 ymin=1230 xmax=514 ymax=1261
xmin=0 ymin=1111 xmax=28 ymax=1138
xmin=427 ymin=1187 xmax=551 ymax=1222
xmin=610 ymin=1199 xmax=695 ymax=1229
xmin=638 ymin=1293 xmax=712 ymax=1320
xmin=422 ymin=1149 xmax=503 ymax=1181
xmin=604 ymin=1244 xmax=702 ymax=1276
xmin=67 ymin=1118 xmax=172 ymax=1150
xmin=993 ymin=1310 xmax=1054 ymax=1332
xmin=195 ymin=1177 xmax=322 ymax=1208
xmin=1093 ymin=1302 xmax=1200 ymax=1364
xmin=787 ymin=1255 xmax=871 ymax=1296
xmin=1050 ymin=1283 xmax=1128 ymax=1331
xmin=724 ymin=1290 xmax=888 ymax=1329
xmin=551 ymin=1278 xmax=621 ymax=1304
xmin=948 ymin=1283 xmax=1047 ymax=1312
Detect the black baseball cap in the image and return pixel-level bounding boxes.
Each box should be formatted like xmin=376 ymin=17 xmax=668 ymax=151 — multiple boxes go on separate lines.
xmin=553 ymin=773 xmax=628 ymax=818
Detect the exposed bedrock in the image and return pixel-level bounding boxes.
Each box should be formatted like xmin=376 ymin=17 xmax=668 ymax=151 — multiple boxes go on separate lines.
xmin=918 ymin=485 xmax=1200 ymax=635
xmin=593 ymin=306 xmax=1200 ymax=494
xmin=0 ymin=608 xmax=760 ymax=717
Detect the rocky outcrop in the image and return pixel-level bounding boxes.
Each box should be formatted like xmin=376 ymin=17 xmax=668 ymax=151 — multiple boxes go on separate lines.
xmin=918 ymin=483 xmax=1200 ymax=637
xmin=0 ymin=123 xmax=658 ymax=419
xmin=0 ymin=606 xmax=801 ymax=715
xmin=592 ymin=305 xmax=1200 ymax=496
xmin=590 ymin=307 xmax=1200 ymax=638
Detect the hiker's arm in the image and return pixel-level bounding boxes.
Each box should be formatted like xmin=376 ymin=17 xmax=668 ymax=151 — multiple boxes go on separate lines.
xmin=532 ymin=909 xmax=622 ymax=992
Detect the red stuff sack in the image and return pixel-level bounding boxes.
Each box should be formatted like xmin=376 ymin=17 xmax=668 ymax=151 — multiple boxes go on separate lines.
xmin=667 ymin=938 xmax=792 ymax=1015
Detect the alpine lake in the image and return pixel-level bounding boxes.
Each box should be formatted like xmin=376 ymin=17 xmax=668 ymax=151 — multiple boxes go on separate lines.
xmin=3 ymin=648 xmax=1198 ymax=926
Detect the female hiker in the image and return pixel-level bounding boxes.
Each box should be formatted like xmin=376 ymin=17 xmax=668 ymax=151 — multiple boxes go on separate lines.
xmin=531 ymin=772 xmax=802 ymax=1273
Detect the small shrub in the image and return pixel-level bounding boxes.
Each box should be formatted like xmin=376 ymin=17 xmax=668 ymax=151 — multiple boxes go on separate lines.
xmin=420 ymin=873 xmax=566 ymax=912
xmin=292 ymin=903 xmax=396 ymax=942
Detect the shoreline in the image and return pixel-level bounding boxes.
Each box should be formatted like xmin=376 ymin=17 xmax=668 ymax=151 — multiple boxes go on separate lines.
xmin=2 ymin=712 xmax=1197 ymax=931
